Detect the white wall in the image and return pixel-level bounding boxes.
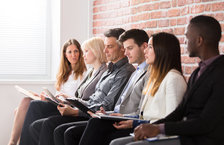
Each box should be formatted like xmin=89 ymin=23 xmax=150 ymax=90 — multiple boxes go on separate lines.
xmin=61 ymin=0 xmax=92 ymax=45
xmin=0 ymin=0 xmax=91 ymax=144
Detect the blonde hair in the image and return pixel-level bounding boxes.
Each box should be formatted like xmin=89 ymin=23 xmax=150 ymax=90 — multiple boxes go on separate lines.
xmin=55 ymin=39 xmax=87 ymax=91
xmin=81 ymin=37 xmax=107 ymax=64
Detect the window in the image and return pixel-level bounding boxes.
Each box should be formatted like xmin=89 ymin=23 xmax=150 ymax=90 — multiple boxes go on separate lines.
xmin=0 ymin=0 xmax=51 ymax=80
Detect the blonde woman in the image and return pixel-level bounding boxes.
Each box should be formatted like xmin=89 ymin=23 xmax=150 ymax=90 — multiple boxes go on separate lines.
xmin=8 ymin=39 xmax=86 ymax=145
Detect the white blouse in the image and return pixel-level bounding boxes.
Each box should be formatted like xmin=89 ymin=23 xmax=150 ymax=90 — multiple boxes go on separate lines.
xmin=55 ymin=71 xmax=87 ymax=98
xmin=140 ymin=69 xmax=187 ymax=123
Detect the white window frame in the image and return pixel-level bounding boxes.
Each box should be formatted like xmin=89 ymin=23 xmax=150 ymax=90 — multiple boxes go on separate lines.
xmin=0 ymin=0 xmax=56 ymax=81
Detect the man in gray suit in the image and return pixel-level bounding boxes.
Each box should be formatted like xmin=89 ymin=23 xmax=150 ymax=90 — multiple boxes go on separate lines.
xmin=68 ymin=29 xmax=150 ymax=145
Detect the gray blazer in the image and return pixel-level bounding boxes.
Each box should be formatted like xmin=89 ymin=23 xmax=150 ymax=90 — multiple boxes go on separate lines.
xmin=116 ymin=65 xmax=149 ymax=115
xmin=75 ymin=63 xmax=107 ymax=100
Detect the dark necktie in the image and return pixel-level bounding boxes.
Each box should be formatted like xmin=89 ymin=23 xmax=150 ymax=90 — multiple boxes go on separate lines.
xmin=108 ymin=62 xmax=114 ymax=73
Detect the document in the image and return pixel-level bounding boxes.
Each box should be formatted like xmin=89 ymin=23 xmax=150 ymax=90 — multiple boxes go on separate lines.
xmin=98 ymin=114 xmax=145 ymax=122
xmin=42 ymin=87 xmax=64 ymax=106
xmin=66 ymin=98 xmax=95 ymax=114
xmin=15 ymin=85 xmax=40 ymax=100
xmin=130 ymin=133 xmax=179 ymax=142
xmin=66 ymin=98 xmax=146 ymax=121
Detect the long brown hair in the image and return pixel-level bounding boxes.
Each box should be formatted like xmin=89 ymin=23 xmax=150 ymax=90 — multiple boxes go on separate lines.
xmin=143 ymin=32 xmax=182 ymax=96
xmin=55 ymin=39 xmax=86 ymax=91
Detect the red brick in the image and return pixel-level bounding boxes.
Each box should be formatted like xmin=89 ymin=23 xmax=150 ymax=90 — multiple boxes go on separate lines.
xmin=131 ymin=23 xmax=140 ymax=29
xmin=174 ymin=27 xmax=185 ymax=35
xmin=93 ymin=21 xmax=106 ymax=27
xmin=93 ymin=0 xmax=103 ymax=6
xmin=212 ymin=2 xmax=224 ymax=11
xmin=221 ymin=24 xmax=224 ymax=32
xmin=160 ymin=1 xmax=171 ymax=9
xmin=163 ymin=28 xmax=174 ymax=33
xmin=145 ymin=20 xmax=157 ymax=28
xmin=204 ymin=3 xmax=211 ymax=11
xmin=221 ymin=34 xmax=224 ymax=42
xmin=178 ymin=0 xmax=186 ymax=6
xmin=186 ymin=0 xmax=194 ymax=4
xmin=180 ymin=46 xmax=185 ymax=54
xmin=181 ymin=7 xmax=189 ymax=15
xmin=172 ymin=0 xmax=177 ymax=7
xmin=151 ymin=11 xmax=160 ymax=19
xmin=181 ymin=56 xmax=196 ymax=63
xmin=168 ymin=9 xmax=180 ymax=17
xmin=132 ymin=3 xmax=160 ymax=14
xmin=221 ymin=45 xmax=224 ymax=53
xmin=158 ymin=19 xmax=169 ymax=27
xmin=202 ymin=0 xmax=216 ymax=2
xmin=177 ymin=17 xmax=187 ymax=25
xmin=139 ymin=22 xmax=149 ymax=29
xmin=146 ymin=30 xmax=153 ymax=37
xmin=178 ymin=36 xmax=185 ymax=44
xmin=154 ymin=29 xmax=162 ymax=33
xmin=191 ymin=4 xmax=205 ymax=14
xmin=151 ymin=11 xmax=167 ymax=19
xmin=130 ymin=0 xmax=144 ymax=6
xmin=170 ymin=19 xmax=177 ymax=26
xmin=215 ymin=13 xmax=224 ymax=21
xmin=184 ymin=66 xmax=192 ymax=74
xmin=132 ymin=13 xmax=150 ymax=22
xmin=150 ymin=3 xmax=160 ymax=11
xmin=184 ymin=76 xmax=190 ymax=82
xmin=93 ymin=28 xmax=107 ymax=35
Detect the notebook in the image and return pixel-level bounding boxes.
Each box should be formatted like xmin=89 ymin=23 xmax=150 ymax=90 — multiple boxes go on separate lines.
xmin=15 ymin=85 xmax=40 ymax=100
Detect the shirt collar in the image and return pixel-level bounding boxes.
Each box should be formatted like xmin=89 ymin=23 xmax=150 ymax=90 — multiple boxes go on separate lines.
xmin=108 ymin=57 xmax=129 ymax=73
xmin=199 ymin=55 xmax=221 ymax=68
xmin=137 ymin=61 xmax=147 ymax=70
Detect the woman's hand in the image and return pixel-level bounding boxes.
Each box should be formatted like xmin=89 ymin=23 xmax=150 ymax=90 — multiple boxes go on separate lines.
xmin=110 ymin=113 xmax=123 ymax=117
xmin=95 ymin=107 xmax=106 ymax=114
xmin=56 ymin=93 xmax=70 ymax=99
xmin=57 ymin=104 xmax=78 ymax=116
xmin=87 ymin=111 xmax=101 ymax=118
xmin=113 ymin=120 xmax=133 ymax=129
xmin=29 ymin=91 xmax=39 ymax=97
xmin=39 ymin=91 xmax=47 ymax=101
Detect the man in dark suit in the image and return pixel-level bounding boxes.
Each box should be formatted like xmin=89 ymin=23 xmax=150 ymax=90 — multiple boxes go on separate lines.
xmin=131 ymin=15 xmax=224 ymax=145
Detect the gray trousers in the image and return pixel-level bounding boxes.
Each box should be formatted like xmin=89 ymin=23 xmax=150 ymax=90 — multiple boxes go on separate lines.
xmin=110 ymin=136 xmax=181 ymax=145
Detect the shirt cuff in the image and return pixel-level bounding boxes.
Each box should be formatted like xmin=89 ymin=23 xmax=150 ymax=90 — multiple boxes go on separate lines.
xmin=158 ymin=123 xmax=165 ymax=134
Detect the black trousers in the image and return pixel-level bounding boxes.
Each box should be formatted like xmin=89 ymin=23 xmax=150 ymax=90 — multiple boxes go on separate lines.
xmin=30 ymin=115 xmax=88 ymax=145
xmin=19 ymin=100 xmax=60 ymax=145
xmin=54 ymin=121 xmax=88 ymax=145
xmin=79 ymin=118 xmax=133 ymax=145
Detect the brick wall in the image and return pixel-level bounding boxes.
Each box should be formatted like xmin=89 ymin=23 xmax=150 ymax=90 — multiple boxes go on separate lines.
xmin=92 ymin=0 xmax=224 ymax=79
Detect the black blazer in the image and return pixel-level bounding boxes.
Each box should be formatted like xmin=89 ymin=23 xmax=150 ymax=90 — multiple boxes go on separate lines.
xmin=155 ymin=55 xmax=224 ymax=145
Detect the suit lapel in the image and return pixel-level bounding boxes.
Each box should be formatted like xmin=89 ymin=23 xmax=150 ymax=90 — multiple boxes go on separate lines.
xmin=84 ymin=64 xmax=107 ymax=91
xmin=121 ymin=69 xmax=147 ymax=103
xmin=183 ymin=58 xmax=220 ymax=105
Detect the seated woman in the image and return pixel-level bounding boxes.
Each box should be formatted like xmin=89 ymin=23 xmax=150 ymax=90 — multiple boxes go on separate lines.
xmin=78 ymin=32 xmax=187 ymax=145
xmin=8 ymin=38 xmax=87 ymax=145
xmin=18 ymin=37 xmax=107 ymax=145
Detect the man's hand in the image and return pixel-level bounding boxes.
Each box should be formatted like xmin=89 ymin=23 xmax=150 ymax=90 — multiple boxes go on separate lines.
xmin=134 ymin=123 xmax=160 ymax=141
xmin=113 ymin=120 xmax=133 ymax=129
